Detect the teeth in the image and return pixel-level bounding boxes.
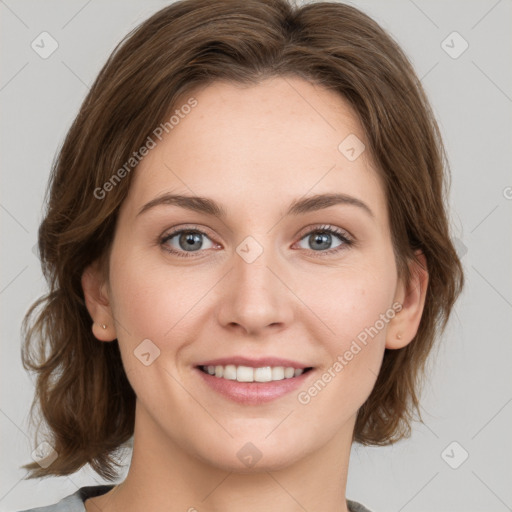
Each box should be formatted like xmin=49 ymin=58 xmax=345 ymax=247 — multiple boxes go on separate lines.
xmin=237 ymin=365 xmax=254 ymax=382
xmin=284 ymin=367 xmax=295 ymax=379
xmin=254 ymin=367 xmax=272 ymax=382
xmin=223 ymin=364 xmax=237 ymax=380
xmin=271 ymin=366 xmax=285 ymax=380
xmin=202 ymin=364 xmax=306 ymax=382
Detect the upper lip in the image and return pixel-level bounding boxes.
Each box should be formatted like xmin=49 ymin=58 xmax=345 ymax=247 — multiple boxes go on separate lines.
xmin=195 ymin=356 xmax=312 ymax=369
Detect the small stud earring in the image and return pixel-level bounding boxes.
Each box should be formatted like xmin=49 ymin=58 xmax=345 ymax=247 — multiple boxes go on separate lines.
xmin=101 ymin=324 xmax=107 ymax=329
xmin=396 ymin=333 xmax=402 ymax=340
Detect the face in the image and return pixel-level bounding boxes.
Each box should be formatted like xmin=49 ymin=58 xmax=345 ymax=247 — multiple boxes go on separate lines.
xmin=87 ymin=76 xmax=413 ymax=472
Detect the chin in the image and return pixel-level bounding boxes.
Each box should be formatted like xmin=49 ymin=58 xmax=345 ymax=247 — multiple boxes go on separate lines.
xmin=192 ymin=432 xmax=313 ymax=473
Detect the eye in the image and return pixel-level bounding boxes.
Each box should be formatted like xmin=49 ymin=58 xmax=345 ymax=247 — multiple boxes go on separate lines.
xmin=294 ymin=224 xmax=353 ymax=255
xmin=160 ymin=227 xmax=217 ymax=258
xmin=159 ymin=224 xmax=354 ymax=259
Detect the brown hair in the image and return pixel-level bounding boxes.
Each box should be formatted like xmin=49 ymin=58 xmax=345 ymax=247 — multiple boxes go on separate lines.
xmin=21 ymin=0 xmax=464 ymax=480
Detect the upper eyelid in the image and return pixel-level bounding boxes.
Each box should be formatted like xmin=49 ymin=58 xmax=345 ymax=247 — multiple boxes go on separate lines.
xmin=296 ymin=224 xmax=352 ymax=241
xmin=161 ymin=224 xmax=213 ymax=241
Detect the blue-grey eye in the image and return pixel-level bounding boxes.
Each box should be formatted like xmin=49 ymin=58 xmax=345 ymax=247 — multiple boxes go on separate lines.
xmin=297 ymin=229 xmax=346 ymax=251
xmin=162 ymin=229 xmax=215 ymax=253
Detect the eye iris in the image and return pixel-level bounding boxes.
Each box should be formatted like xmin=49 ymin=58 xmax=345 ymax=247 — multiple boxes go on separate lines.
xmin=180 ymin=231 xmax=202 ymax=251
xmin=310 ymin=232 xmax=331 ymax=250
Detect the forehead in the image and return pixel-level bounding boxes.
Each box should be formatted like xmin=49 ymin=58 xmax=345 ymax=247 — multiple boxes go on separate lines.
xmin=121 ymin=77 xmax=388 ymax=228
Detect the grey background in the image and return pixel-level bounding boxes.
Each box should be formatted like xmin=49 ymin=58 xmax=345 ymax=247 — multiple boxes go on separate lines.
xmin=1 ymin=1 xmax=511 ymax=511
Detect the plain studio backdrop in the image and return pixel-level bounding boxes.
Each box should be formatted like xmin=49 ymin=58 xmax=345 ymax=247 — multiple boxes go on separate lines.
xmin=1 ymin=1 xmax=511 ymax=511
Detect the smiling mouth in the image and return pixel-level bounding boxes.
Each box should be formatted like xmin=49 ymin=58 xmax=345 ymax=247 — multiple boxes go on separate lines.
xmin=198 ymin=364 xmax=314 ymax=383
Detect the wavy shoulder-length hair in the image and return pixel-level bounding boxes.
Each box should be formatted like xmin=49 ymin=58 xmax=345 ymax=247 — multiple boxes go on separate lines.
xmin=21 ymin=0 xmax=464 ymax=480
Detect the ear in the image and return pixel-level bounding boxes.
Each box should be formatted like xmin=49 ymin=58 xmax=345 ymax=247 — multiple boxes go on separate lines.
xmin=81 ymin=259 xmax=117 ymax=342
xmin=386 ymin=250 xmax=429 ymax=349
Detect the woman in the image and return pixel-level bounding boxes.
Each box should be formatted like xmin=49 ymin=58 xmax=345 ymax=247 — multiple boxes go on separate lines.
xmin=18 ymin=0 xmax=464 ymax=511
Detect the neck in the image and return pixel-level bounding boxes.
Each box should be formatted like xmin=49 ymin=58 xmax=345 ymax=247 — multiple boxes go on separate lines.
xmin=86 ymin=402 xmax=354 ymax=512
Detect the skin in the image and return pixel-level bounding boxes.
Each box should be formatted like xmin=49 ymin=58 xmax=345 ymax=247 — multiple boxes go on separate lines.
xmin=82 ymin=76 xmax=428 ymax=512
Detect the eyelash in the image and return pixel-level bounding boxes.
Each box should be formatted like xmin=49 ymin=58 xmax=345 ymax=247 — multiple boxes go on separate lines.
xmin=159 ymin=224 xmax=354 ymax=259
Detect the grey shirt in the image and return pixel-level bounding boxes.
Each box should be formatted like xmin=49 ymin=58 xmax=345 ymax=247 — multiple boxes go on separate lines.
xmin=16 ymin=485 xmax=373 ymax=511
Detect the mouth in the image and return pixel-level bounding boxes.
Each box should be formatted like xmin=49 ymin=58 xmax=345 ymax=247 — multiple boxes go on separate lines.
xmin=194 ymin=362 xmax=315 ymax=405
xmin=197 ymin=364 xmax=314 ymax=383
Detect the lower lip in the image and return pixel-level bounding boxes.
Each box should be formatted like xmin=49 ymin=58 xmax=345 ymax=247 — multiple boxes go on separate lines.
xmin=195 ymin=367 xmax=314 ymax=405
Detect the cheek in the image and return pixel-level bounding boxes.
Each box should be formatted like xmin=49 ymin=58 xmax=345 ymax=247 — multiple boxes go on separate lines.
xmin=108 ymin=246 xmax=213 ymax=349
xmin=109 ymin=258 xmax=161 ymax=337
xmin=312 ymin=261 xmax=396 ymax=343
xmin=307 ymin=258 xmax=397 ymax=394
xmin=107 ymin=248 xmax=201 ymax=401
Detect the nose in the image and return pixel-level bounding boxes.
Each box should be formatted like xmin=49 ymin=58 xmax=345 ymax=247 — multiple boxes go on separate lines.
xmin=216 ymin=240 xmax=295 ymax=336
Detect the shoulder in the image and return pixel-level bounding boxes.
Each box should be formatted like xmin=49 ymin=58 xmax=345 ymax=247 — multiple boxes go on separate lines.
xmin=15 ymin=485 xmax=115 ymax=512
xmin=16 ymin=486 xmax=370 ymax=512
xmin=347 ymin=498 xmax=374 ymax=512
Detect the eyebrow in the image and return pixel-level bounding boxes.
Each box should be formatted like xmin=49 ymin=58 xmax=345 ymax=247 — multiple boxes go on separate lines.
xmin=137 ymin=192 xmax=374 ymax=219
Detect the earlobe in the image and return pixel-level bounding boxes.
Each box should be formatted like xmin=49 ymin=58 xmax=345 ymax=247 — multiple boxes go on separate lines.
xmin=81 ymin=261 xmax=117 ymax=342
xmin=386 ymin=251 xmax=429 ymax=350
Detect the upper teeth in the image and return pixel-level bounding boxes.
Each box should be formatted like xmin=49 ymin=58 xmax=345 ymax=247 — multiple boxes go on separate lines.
xmin=202 ymin=364 xmax=305 ymax=382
